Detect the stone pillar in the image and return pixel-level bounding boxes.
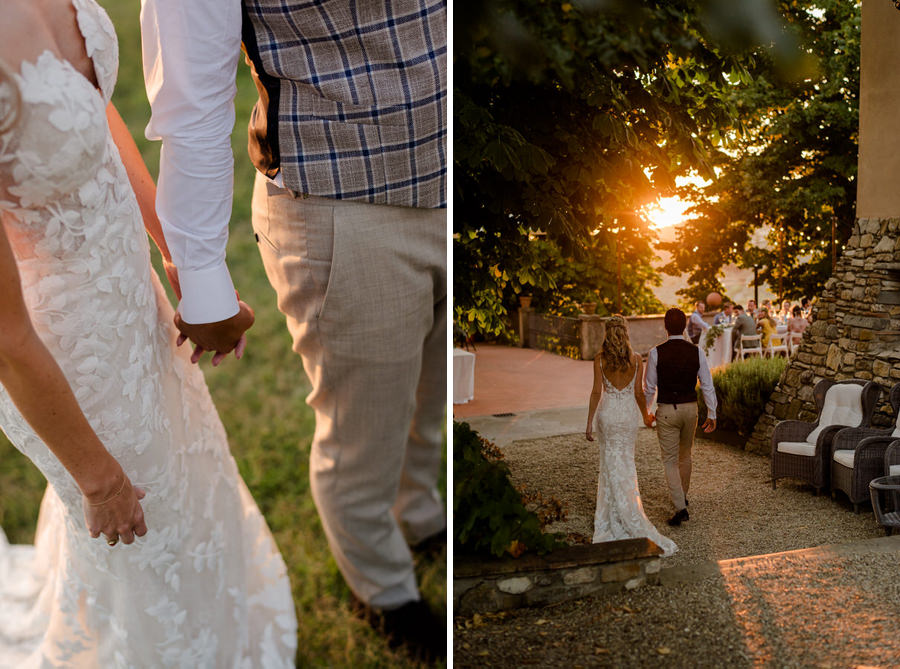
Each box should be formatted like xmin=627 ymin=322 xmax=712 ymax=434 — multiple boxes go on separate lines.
xmin=518 ymin=307 xmax=533 ymax=348
xmin=579 ymin=315 xmax=605 ymax=360
xmin=746 ymin=3 xmax=900 ymax=453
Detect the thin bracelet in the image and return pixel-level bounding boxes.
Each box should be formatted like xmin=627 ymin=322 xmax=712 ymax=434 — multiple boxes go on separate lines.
xmin=87 ymin=475 xmax=127 ymax=506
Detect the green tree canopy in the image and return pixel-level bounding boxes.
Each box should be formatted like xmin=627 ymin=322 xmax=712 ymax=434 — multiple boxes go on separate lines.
xmin=663 ymin=0 xmax=859 ymax=303
xmin=454 ymin=0 xmax=795 ymax=338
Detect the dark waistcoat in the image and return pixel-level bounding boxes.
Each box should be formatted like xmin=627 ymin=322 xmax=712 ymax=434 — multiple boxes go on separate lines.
xmin=656 ymin=339 xmax=700 ymax=405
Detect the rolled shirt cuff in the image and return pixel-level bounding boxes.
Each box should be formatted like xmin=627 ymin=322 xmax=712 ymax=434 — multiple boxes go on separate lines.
xmin=176 ymin=264 xmax=240 ymax=324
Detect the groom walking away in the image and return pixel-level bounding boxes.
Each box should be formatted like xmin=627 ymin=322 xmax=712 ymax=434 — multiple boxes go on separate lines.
xmin=140 ymin=0 xmax=447 ymax=662
xmin=644 ymin=309 xmax=717 ymax=527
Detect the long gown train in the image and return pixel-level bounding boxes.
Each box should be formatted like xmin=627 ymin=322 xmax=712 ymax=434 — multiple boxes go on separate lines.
xmin=591 ymin=366 xmax=677 ymax=557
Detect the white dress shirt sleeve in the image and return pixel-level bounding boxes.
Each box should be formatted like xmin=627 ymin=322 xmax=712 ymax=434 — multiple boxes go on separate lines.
xmin=140 ymin=0 xmax=243 ymax=324
xmin=643 ymin=346 xmax=658 ymax=408
xmin=697 ymin=347 xmax=717 ymax=420
xmin=691 ymin=311 xmax=710 ymax=331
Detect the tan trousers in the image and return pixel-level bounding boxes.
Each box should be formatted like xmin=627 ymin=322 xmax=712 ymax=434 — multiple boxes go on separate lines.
xmin=251 ymin=175 xmax=446 ymax=608
xmin=655 ymin=402 xmax=698 ymax=511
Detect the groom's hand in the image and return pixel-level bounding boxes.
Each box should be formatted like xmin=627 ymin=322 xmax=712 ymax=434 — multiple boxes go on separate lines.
xmin=174 ymin=300 xmax=255 ymax=366
xmin=702 ymin=417 xmax=716 ymax=433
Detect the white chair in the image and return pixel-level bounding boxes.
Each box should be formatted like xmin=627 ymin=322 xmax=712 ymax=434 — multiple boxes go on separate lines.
xmin=788 ymin=331 xmax=804 ymax=356
xmin=765 ymin=334 xmax=789 ymax=358
xmin=771 ymin=379 xmax=879 ymax=495
xmin=737 ymin=334 xmax=763 ymax=360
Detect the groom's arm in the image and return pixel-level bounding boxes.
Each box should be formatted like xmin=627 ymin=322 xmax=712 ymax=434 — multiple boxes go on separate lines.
xmin=698 ymin=348 xmax=717 ymax=429
xmin=643 ymin=346 xmax=658 ymax=409
xmin=140 ymin=0 xmax=251 ymax=356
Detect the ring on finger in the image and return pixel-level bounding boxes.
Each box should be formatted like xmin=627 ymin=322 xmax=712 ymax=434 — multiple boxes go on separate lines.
xmin=106 ymin=536 xmax=118 ymax=547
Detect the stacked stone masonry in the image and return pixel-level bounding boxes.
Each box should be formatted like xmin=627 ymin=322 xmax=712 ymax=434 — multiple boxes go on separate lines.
xmin=746 ymin=217 xmax=900 ymax=454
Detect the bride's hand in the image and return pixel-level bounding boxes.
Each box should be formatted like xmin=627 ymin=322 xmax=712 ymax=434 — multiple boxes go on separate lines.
xmin=82 ymin=474 xmax=148 ymax=546
xmin=643 ymin=412 xmax=655 ymax=428
xmin=585 ymin=429 xmax=594 ymax=441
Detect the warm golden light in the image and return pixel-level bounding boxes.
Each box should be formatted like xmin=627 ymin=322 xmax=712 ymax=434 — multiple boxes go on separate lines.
xmin=644 ymin=196 xmax=691 ymax=229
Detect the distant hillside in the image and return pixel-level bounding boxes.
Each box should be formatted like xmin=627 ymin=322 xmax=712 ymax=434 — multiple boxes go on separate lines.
xmin=651 ymin=224 xmax=775 ymax=308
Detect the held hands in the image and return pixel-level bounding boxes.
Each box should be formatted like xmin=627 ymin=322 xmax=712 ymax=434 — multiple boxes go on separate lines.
xmin=643 ymin=412 xmax=656 ymax=428
xmin=174 ymin=299 xmax=255 ymax=366
xmin=82 ymin=472 xmax=148 ymax=546
xmin=701 ymin=417 xmax=717 ymax=433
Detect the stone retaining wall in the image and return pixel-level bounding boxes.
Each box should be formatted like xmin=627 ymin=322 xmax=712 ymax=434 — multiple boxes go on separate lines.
xmin=746 ymin=217 xmax=900 ymax=454
xmin=454 ymin=538 xmax=662 ymax=617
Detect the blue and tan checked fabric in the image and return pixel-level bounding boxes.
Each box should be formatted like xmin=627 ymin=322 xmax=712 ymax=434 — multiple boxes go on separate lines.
xmin=242 ymin=0 xmax=447 ymax=209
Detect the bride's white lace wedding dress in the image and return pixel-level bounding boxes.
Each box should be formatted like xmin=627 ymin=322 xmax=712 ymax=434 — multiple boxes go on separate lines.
xmin=592 ymin=366 xmax=677 ymax=557
xmin=0 ymin=0 xmax=297 ymax=665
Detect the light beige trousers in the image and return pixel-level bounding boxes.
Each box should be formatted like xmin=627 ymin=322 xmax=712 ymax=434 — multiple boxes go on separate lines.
xmin=251 ymin=175 xmax=446 ymax=608
xmin=655 ymin=402 xmax=698 ymax=512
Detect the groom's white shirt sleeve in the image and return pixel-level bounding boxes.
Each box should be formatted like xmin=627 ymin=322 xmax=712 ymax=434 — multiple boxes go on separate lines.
xmin=698 ymin=347 xmax=717 ymax=420
xmin=140 ymin=0 xmax=243 ymax=324
xmin=643 ymin=346 xmax=658 ymax=408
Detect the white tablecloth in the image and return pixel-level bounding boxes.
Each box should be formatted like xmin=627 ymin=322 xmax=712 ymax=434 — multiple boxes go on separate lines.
xmin=706 ymin=325 xmax=734 ymax=369
xmin=453 ymin=348 xmax=476 ymax=404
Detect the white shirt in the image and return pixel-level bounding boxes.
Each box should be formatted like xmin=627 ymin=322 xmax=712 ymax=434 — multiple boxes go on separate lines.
xmin=643 ymin=336 xmax=717 ymax=420
xmin=140 ymin=0 xmax=243 ymax=324
xmin=690 ymin=310 xmax=710 ymax=332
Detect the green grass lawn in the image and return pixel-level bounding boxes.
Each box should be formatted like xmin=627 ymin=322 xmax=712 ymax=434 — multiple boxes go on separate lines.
xmin=0 ymin=4 xmax=446 ymax=666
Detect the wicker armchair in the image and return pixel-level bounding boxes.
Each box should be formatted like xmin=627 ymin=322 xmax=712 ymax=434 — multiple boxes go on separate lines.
xmin=831 ymin=384 xmax=900 ymax=512
xmin=886 ymin=439 xmax=900 ymax=477
xmin=771 ymin=379 xmax=881 ymax=495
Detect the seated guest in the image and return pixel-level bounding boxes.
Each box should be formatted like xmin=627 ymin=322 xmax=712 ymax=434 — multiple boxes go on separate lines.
xmin=756 ymin=307 xmax=782 ymax=347
xmin=714 ymin=301 xmax=734 ymax=326
xmin=787 ymin=305 xmax=809 ymax=334
xmin=687 ymin=300 xmax=710 ymax=344
xmin=801 ymin=297 xmax=812 ymax=320
xmin=777 ymin=300 xmax=792 ymax=324
xmin=746 ymin=298 xmax=758 ymax=320
xmin=760 ymin=299 xmax=774 ymax=322
xmin=731 ymin=305 xmax=759 ymax=351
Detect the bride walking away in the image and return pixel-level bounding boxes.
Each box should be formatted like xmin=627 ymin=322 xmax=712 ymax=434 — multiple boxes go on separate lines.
xmin=0 ymin=0 xmax=296 ymax=665
xmin=585 ymin=316 xmax=677 ymax=556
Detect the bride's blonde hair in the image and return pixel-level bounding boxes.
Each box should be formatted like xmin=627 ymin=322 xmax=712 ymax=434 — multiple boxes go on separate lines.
xmin=0 ymin=59 xmax=22 ymax=134
xmin=600 ymin=315 xmax=634 ymax=372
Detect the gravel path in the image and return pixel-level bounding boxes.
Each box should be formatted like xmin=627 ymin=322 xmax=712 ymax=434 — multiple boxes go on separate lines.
xmin=454 ymin=428 xmax=896 ymax=666
xmin=498 ymin=427 xmax=883 ymax=567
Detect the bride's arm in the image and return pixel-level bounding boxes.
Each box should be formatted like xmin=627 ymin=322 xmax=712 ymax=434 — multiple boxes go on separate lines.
xmin=633 ymin=354 xmax=653 ymax=426
xmin=106 ymin=103 xmax=181 ymax=300
xmin=0 ymin=220 xmax=148 ymax=543
xmin=586 ymin=356 xmax=604 ymax=440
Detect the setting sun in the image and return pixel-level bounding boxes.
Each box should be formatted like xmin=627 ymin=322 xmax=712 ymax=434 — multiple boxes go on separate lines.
xmin=644 ymin=196 xmax=691 ymax=229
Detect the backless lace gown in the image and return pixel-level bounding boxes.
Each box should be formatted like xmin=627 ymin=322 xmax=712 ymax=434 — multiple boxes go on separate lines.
xmin=0 ymin=0 xmax=297 ymax=665
xmin=591 ymin=365 xmax=677 ymax=557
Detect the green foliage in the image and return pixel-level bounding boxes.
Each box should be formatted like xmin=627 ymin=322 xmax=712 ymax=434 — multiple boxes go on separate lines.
xmin=454 ymin=422 xmax=565 ymax=558
xmin=664 ymin=0 xmax=859 ymax=302
xmin=702 ymin=323 xmax=727 ymax=354
xmin=699 ymin=356 xmax=788 ymax=436
xmin=454 ymin=0 xmax=793 ymax=338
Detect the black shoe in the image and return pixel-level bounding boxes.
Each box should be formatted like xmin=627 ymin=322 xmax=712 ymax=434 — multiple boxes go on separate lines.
xmin=685 ymin=498 xmax=689 ymax=507
xmin=351 ymin=596 xmax=446 ymax=664
xmin=667 ymin=508 xmax=689 ymax=527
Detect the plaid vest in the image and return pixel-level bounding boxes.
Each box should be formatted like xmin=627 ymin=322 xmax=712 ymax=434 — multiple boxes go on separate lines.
xmin=241 ymin=0 xmax=447 ymax=209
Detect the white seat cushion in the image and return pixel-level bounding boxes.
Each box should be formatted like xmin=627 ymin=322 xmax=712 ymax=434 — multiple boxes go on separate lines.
xmin=806 ymin=384 xmax=864 ymax=444
xmin=777 ymin=441 xmax=816 ymax=457
xmin=832 ymin=450 xmax=856 ymax=468
xmin=890 ymin=464 xmax=900 ymax=476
